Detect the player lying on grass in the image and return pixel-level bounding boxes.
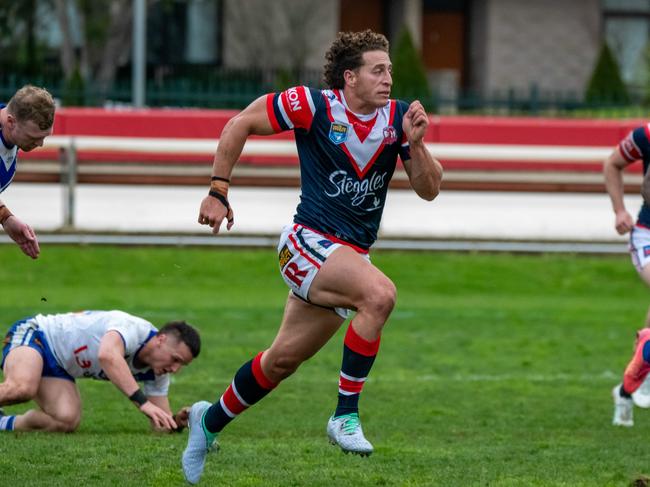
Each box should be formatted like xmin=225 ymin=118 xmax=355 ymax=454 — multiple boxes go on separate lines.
xmin=0 ymin=310 xmax=199 ymax=432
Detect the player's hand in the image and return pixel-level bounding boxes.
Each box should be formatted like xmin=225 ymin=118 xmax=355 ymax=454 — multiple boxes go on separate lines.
xmin=2 ymin=215 xmax=40 ymax=259
xmin=198 ymin=194 xmax=235 ymax=234
xmin=615 ymin=209 xmax=634 ymax=235
xmin=140 ymin=401 xmax=178 ymax=431
xmin=172 ymin=406 xmax=190 ymax=432
xmin=403 ymin=100 xmax=429 ymax=145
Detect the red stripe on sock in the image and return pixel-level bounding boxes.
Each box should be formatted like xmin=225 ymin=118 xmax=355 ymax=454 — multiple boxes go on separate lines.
xmin=252 ymin=351 xmax=277 ymax=390
xmin=339 ymin=375 xmax=365 ymax=394
xmin=222 ymin=384 xmax=248 ymax=415
xmin=344 ymin=322 xmax=381 ymax=357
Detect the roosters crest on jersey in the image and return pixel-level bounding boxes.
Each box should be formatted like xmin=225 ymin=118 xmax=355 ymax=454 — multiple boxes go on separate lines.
xmin=267 ymin=86 xmax=411 ymax=249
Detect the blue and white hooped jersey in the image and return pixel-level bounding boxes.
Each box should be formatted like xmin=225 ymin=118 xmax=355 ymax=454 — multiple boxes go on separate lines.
xmin=0 ymin=104 xmax=18 ymax=194
xmin=267 ymin=86 xmax=411 ymax=249
xmin=618 ymin=125 xmax=650 ymax=227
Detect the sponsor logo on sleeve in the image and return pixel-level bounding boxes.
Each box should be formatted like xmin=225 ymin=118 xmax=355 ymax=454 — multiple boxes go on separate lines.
xmin=329 ymin=122 xmax=350 ymax=145
xmin=286 ymin=87 xmax=302 ymax=111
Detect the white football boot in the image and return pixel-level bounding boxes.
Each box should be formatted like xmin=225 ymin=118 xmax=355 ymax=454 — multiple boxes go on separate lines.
xmin=327 ymin=413 xmax=373 ymax=456
xmin=612 ymin=384 xmax=634 ymax=427
xmin=182 ymin=401 xmax=218 ymax=484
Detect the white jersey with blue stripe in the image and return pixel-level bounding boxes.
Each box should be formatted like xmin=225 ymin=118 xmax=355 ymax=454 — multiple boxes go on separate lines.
xmin=35 ymin=310 xmax=170 ymax=396
xmin=266 ymin=86 xmax=411 ymax=249
xmin=0 ymin=104 xmax=18 ymax=194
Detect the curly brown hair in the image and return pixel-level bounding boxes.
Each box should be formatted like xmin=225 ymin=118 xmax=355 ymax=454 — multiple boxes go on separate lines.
xmin=323 ymin=30 xmax=389 ymax=90
xmin=7 ymin=85 xmax=55 ymax=130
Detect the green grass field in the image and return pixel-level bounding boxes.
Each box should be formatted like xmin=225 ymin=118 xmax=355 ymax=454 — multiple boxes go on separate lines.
xmin=1 ymin=244 xmax=649 ymax=486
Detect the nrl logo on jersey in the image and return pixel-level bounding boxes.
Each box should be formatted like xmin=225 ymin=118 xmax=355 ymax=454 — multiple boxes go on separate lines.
xmin=329 ymin=122 xmax=350 ymax=145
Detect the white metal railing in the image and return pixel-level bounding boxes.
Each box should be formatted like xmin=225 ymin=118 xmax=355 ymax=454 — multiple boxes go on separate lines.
xmin=32 ymin=136 xmax=614 ymax=228
xmin=41 ymin=135 xmax=613 ymax=161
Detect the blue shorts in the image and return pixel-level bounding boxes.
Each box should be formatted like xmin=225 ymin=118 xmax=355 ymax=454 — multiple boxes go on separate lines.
xmin=1 ymin=318 xmax=74 ymax=382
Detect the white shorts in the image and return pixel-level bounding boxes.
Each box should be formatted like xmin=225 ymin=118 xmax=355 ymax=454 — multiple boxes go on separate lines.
xmin=277 ymin=223 xmax=370 ymax=319
xmin=630 ymin=225 xmax=650 ymax=273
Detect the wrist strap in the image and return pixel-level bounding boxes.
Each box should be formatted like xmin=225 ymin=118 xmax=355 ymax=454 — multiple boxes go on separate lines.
xmin=211 ymin=176 xmax=230 ymax=183
xmin=128 ymin=388 xmax=148 ymax=408
xmin=208 ymin=190 xmax=230 ymax=209
xmin=0 ymin=205 xmax=13 ymax=225
xmin=208 ymin=191 xmax=234 ymax=224
xmin=0 ymin=205 xmax=14 ymax=225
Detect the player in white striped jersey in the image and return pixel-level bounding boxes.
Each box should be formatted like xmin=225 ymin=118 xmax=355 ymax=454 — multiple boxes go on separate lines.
xmin=0 ymin=310 xmax=200 ymax=433
xmin=0 ymin=85 xmax=55 ymax=259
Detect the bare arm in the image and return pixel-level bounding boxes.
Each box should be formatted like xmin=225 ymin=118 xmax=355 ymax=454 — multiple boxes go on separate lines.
xmin=603 ymin=146 xmax=635 ymax=235
xmin=98 ymin=331 xmax=176 ymax=431
xmin=401 ymin=101 xmax=443 ymax=201
xmin=198 ymin=95 xmax=276 ymax=234
xmin=147 ymin=395 xmax=171 ymax=414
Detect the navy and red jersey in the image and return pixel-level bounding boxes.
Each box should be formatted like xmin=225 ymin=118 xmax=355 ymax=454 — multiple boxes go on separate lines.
xmin=266 ymin=86 xmax=411 ymax=250
xmin=0 ymin=104 xmax=18 ymax=194
xmin=618 ymin=125 xmax=650 ymax=226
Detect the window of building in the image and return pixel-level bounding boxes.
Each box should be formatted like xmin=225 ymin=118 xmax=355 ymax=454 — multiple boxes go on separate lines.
xmin=148 ymin=0 xmax=222 ymax=66
xmin=603 ymin=0 xmax=650 ymax=87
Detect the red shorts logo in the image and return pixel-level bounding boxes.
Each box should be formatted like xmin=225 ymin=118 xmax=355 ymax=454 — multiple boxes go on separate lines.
xmin=283 ymin=263 xmax=308 ymax=287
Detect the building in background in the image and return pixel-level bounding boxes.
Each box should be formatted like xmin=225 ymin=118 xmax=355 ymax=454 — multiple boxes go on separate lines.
xmin=1 ymin=0 xmax=648 ymax=111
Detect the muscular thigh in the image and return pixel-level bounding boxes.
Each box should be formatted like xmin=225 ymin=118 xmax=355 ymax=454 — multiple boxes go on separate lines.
xmin=309 ymin=245 xmax=391 ymax=311
xmin=35 ymin=377 xmax=81 ymax=421
xmin=277 ymin=224 xmax=377 ymax=318
xmin=2 ymin=346 xmax=44 ymax=390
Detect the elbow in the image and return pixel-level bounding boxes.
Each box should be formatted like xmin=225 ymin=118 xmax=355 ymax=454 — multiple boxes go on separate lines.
xmin=419 ymin=175 xmax=442 ymax=201
xmin=225 ymin=112 xmax=253 ymax=137
xmin=419 ymin=187 xmax=439 ymax=201
xmin=97 ymin=350 xmax=115 ymax=370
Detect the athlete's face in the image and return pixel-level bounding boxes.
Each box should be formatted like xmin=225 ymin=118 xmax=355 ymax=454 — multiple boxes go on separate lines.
xmin=346 ymin=50 xmax=393 ymax=109
xmin=147 ymin=334 xmax=194 ymax=375
xmin=5 ymin=115 xmax=52 ymax=152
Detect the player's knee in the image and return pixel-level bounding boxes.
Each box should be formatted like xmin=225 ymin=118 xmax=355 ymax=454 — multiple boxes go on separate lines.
xmin=362 ymin=278 xmax=397 ymax=321
xmin=54 ymin=412 xmax=81 ymax=432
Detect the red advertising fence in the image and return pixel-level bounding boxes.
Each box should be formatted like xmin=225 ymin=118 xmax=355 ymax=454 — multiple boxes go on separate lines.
xmin=18 ymin=107 xmax=646 ymax=191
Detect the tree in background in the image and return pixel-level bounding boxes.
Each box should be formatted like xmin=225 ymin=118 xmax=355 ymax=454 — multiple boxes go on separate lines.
xmin=54 ymin=0 xmax=139 ymax=104
xmin=0 ymin=0 xmax=50 ymax=78
xmin=390 ymin=27 xmax=433 ymax=110
xmin=585 ymin=42 xmax=629 ymax=105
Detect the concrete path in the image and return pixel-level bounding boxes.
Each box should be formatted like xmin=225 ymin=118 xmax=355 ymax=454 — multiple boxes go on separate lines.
xmin=0 ymin=183 xmax=638 ymax=244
